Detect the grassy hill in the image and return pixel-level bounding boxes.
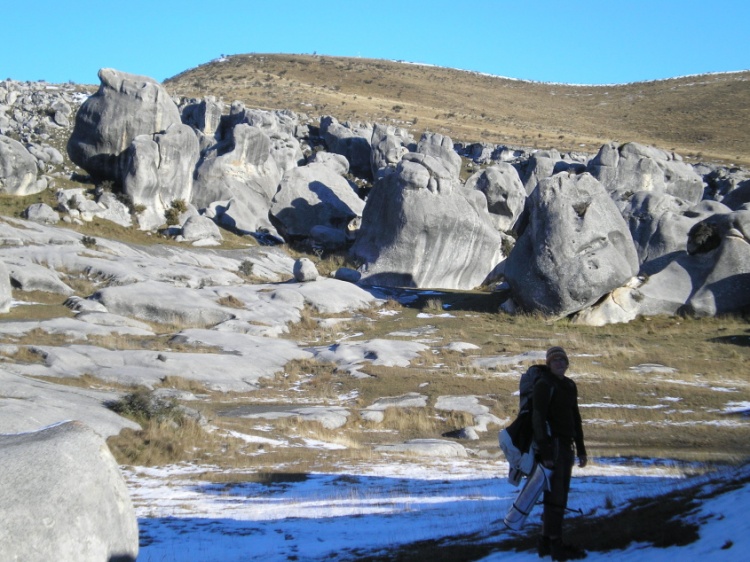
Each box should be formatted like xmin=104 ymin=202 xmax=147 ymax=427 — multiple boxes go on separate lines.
xmin=164 ymin=53 xmax=750 ymax=166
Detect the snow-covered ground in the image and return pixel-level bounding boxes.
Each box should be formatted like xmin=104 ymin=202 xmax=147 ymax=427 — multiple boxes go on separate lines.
xmin=127 ymin=455 xmax=749 ymax=561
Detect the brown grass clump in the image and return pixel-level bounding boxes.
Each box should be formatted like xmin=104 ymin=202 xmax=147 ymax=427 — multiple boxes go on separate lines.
xmin=216 ymin=294 xmax=245 ymax=308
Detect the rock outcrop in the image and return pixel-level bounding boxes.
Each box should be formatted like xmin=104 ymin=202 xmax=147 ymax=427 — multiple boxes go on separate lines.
xmin=588 ymin=141 xmax=704 ymax=206
xmin=575 ymin=210 xmax=750 ymax=325
xmin=416 ymin=132 xmax=462 ymax=179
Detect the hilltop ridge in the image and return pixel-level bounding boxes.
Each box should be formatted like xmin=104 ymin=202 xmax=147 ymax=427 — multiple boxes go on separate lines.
xmin=164 ymin=53 xmax=750 ymax=166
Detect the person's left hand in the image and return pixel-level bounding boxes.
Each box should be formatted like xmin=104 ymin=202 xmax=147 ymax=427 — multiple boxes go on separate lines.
xmin=578 ymin=455 xmax=588 ymax=468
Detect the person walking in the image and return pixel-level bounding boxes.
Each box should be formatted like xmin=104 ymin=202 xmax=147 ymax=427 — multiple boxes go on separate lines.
xmin=532 ymin=346 xmax=587 ymax=561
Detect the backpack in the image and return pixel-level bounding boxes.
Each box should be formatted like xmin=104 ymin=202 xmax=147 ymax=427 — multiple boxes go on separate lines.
xmin=498 ymin=366 xmax=551 ymax=486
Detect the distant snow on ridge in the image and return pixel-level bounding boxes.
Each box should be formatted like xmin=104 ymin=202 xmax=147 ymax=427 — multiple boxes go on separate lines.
xmin=392 ymin=58 xmax=749 ymax=88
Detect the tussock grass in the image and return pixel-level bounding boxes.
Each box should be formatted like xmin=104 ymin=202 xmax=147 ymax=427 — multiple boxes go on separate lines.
xmin=30 ymin=373 xmax=130 ymax=391
xmin=107 ymin=387 xmax=233 ymax=466
xmin=1 ymin=291 xmax=74 ymax=323
xmin=216 ymin=294 xmax=245 ymax=308
xmin=0 ymin=329 xmax=73 ymax=351
xmin=375 ymin=407 xmax=476 ymax=440
xmin=108 ymin=419 xmax=225 ymax=466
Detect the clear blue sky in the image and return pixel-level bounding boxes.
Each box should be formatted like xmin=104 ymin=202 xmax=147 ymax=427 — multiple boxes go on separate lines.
xmin=2 ymin=0 xmax=748 ymax=86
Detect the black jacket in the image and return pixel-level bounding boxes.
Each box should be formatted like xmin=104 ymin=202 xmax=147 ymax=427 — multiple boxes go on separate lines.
xmin=532 ymin=367 xmax=586 ymax=460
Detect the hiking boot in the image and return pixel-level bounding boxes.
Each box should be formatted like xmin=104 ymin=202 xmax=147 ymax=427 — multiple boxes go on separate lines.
xmin=537 ymin=535 xmax=551 ymax=557
xmin=550 ymin=539 xmax=587 ymax=561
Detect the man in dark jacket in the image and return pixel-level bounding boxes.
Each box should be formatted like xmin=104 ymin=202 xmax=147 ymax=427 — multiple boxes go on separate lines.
xmin=532 ymin=346 xmax=587 ymax=561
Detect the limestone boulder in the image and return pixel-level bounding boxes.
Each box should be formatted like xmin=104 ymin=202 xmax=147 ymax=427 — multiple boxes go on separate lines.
xmin=192 ymin=123 xmax=281 ymax=235
xmin=181 ymin=214 xmax=222 ymax=245
xmin=505 ymin=172 xmax=639 ymax=316
xmin=91 ymin=281 xmax=235 ymax=327
xmin=67 ymin=68 xmax=182 ymax=182
xmin=370 ymin=124 xmax=412 ymax=180
xmin=95 ymin=191 xmax=134 ymax=228
xmin=520 ymin=149 xmax=562 ymax=194
xmin=417 ymin=132 xmax=462 ymax=179
xmin=320 ymin=116 xmax=373 ymax=177
xmin=5 ymin=261 xmax=74 ymax=295
xmin=350 ymin=152 xmax=505 ymax=289
xmin=588 ymin=142 xmax=704 ymax=206
xmin=576 ymin=213 xmax=750 ymax=325
xmin=622 ymin=193 xmax=732 ymax=267
xmin=239 ymin=108 xmax=305 ymax=174
xmin=0 ymin=135 xmax=39 ymax=195
xmin=0 ymin=421 xmax=139 ymax=562
xmin=574 ymin=208 xmax=750 ymax=324
xmin=333 ymin=267 xmax=362 ymax=284
xmin=270 ymin=161 xmax=364 ymax=240
xmin=721 ymin=179 xmax=750 ymax=210
xmin=0 ymin=260 xmax=11 ymax=313
xmin=465 ymin=163 xmax=526 ymax=232
xmin=309 ymin=151 xmax=350 ymax=176
xmin=682 ymin=210 xmax=750 ymax=315
xmin=122 ymin=123 xmax=200 ymax=230
xmin=22 ymin=202 xmax=59 ymax=224
xmin=293 ymin=258 xmax=319 ymax=282
xmin=180 ymin=96 xmax=224 ymax=137
xmin=376 ymin=438 xmax=468 ymax=458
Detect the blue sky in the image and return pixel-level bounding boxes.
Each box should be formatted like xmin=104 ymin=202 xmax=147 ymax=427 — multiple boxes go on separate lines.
xmin=3 ymin=0 xmax=748 ymax=86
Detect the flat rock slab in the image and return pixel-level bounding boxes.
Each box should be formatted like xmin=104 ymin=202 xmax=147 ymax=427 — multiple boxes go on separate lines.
xmin=310 ymin=338 xmax=428 ymax=377
xmin=227 ymin=405 xmax=351 ymax=429
xmin=376 ymin=438 xmax=468 ymax=458
xmin=8 ymin=338 xmax=311 ymax=392
xmin=0 ymin=313 xmax=153 ymax=339
xmin=361 ymin=393 xmax=428 ymax=422
xmin=472 ymin=350 xmax=546 ymax=371
xmin=435 ymin=395 xmax=502 ymax=432
xmin=0 ymin=368 xmax=139 ymax=436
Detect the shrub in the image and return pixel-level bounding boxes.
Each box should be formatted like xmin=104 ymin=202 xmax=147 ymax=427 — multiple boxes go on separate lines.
xmin=238 ymin=260 xmax=254 ymax=277
xmin=107 ymin=388 xmax=183 ymax=425
xmin=165 ymin=199 xmax=188 ymax=226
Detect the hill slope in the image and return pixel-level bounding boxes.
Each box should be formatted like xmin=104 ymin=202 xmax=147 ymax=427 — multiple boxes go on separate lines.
xmin=165 ymin=54 xmax=750 ymax=166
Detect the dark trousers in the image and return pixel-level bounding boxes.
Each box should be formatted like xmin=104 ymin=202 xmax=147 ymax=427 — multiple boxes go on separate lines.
xmin=542 ymin=437 xmax=574 ymax=538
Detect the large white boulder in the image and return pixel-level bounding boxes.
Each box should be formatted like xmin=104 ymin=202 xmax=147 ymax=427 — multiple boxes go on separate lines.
xmin=351 ymin=153 xmax=505 ymax=290
xmin=505 ymin=172 xmax=639 ymax=317
xmin=0 ymin=421 xmax=139 ymax=562
xmin=67 ymin=68 xmax=182 ymax=182
xmin=0 ymin=135 xmax=39 ymax=195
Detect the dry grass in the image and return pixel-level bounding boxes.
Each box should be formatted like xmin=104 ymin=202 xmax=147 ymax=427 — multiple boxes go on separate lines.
xmin=375 ymin=407 xmax=475 ymax=439
xmin=18 ymin=282 xmax=738 ymax=470
xmin=108 ymin=419 xmax=228 ymax=466
xmin=165 ymin=53 xmax=750 ymax=166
